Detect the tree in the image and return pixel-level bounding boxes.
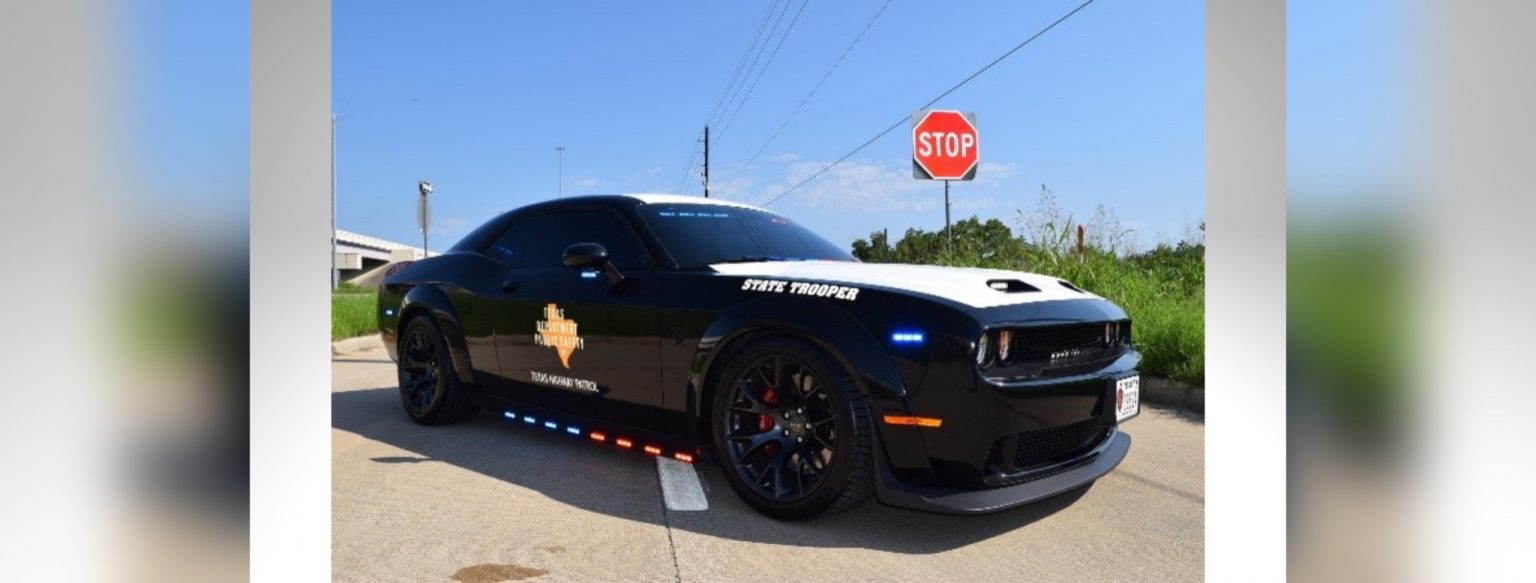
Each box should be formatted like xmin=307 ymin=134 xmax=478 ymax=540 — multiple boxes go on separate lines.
xmin=851 ymin=216 xmax=1029 ymax=268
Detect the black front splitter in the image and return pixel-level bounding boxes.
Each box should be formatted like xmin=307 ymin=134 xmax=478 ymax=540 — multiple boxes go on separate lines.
xmin=873 ymin=429 xmax=1132 ymax=515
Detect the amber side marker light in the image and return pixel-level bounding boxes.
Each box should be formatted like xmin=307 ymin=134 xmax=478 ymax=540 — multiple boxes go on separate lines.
xmin=615 ymin=438 xmax=633 ymax=449
xmin=589 ymin=432 xmax=607 ymax=442
xmin=643 ymin=445 xmax=663 ymax=456
xmin=674 ymin=452 xmax=694 ymax=463
xmin=883 ymin=415 xmax=943 ymax=428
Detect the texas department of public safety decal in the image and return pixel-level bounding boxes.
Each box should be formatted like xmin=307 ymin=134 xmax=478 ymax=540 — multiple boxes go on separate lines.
xmin=535 ymin=302 xmax=584 ymax=368
xmin=740 ymin=278 xmax=860 ymax=301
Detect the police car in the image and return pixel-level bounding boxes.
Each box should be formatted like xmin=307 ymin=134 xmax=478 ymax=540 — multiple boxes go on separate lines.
xmin=380 ymin=194 xmax=1139 ymax=520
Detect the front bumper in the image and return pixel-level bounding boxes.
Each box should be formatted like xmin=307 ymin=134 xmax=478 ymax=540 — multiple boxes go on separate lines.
xmin=866 ymin=321 xmax=1139 ymax=514
xmin=874 ymin=428 xmax=1130 ymax=515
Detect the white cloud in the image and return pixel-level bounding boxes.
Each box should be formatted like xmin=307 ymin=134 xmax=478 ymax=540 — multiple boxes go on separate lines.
xmin=771 ymin=152 xmax=800 ymax=163
xmin=436 ymin=217 xmax=471 ymax=239
xmin=751 ymin=159 xmax=1003 ymax=212
xmin=977 ymin=161 xmax=1020 ymax=182
xmin=710 ymin=174 xmax=756 ymax=200
xmin=573 ymin=177 xmax=598 ymax=189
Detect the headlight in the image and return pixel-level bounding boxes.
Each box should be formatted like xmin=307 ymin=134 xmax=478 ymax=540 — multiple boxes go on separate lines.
xmin=976 ymin=332 xmax=993 ymax=367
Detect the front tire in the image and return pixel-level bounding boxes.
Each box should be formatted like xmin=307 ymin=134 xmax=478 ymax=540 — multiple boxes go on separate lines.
xmin=396 ymin=315 xmax=477 ymax=425
xmin=710 ymin=336 xmax=875 ymax=520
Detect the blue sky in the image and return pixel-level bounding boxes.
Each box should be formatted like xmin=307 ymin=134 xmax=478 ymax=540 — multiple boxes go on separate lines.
xmin=1288 ymin=0 xmax=1410 ymax=211
xmin=335 ymin=0 xmax=1204 ymax=252
xmin=128 ymin=0 xmax=249 ymax=224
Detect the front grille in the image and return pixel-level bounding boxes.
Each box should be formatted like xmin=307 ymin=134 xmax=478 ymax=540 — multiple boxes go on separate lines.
xmin=983 ymin=416 xmax=1112 ymax=476
xmin=982 ymin=320 xmax=1130 ymax=380
xmin=1008 ymin=322 xmax=1122 ymax=363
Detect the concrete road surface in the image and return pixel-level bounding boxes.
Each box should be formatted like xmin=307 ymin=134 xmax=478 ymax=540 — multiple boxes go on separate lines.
xmin=333 ymin=337 xmax=1204 ymax=582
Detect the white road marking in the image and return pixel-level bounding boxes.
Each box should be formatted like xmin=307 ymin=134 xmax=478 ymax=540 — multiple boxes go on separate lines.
xmin=656 ymin=457 xmax=708 ymax=511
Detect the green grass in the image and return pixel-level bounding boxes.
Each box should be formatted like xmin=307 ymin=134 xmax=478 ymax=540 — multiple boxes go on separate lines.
xmin=1288 ymin=221 xmax=1406 ymax=435
xmin=332 ymin=289 xmax=378 ymax=340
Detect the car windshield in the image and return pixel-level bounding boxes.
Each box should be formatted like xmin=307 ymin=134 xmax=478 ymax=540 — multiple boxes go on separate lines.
xmin=638 ymin=204 xmax=855 ymax=268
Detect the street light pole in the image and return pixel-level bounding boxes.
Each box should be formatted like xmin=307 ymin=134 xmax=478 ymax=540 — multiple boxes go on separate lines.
xmin=331 ymin=112 xmax=338 ymax=290
xmin=418 ymin=180 xmax=433 ymax=258
xmin=555 ymin=146 xmax=566 ymax=197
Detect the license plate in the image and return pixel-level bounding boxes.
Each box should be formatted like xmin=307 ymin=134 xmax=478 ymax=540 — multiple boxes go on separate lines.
xmin=1114 ymin=375 xmax=1140 ymax=422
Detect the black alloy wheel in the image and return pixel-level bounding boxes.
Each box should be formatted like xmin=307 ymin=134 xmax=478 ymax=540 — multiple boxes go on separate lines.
xmin=396 ymin=315 xmax=477 ymax=425
xmin=712 ymin=336 xmax=874 ymax=520
xmin=398 ymin=322 xmax=440 ymax=414
xmin=725 ymin=354 xmax=839 ymax=501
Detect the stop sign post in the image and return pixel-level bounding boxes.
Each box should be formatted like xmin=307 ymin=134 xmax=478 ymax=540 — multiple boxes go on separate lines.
xmin=912 ymin=110 xmax=979 ymax=256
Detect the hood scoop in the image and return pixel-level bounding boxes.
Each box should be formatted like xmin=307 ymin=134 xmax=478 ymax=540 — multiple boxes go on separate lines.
xmin=986 ymin=279 xmax=1040 ymax=293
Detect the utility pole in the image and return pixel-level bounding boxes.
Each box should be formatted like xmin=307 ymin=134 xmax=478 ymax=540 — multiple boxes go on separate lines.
xmin=555 ymin=146 xmax=566 ymax=197
xmin=701 ymin=125 xmax=710 ymax=198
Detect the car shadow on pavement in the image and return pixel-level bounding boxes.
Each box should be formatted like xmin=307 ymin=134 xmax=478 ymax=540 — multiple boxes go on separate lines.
xmin=334 ymin=387 xmax=1090 ymax=555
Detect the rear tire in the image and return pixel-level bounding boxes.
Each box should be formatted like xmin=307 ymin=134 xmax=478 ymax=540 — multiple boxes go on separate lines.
xmin=396 ymin=315 xmax=477 ymax=425
xmin=710 ymin=336 xmax=875 ymax=520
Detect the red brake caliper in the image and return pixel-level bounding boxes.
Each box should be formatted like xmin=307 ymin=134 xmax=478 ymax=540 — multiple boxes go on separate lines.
xmin=757 ymin=386 xmax=778 ymax=432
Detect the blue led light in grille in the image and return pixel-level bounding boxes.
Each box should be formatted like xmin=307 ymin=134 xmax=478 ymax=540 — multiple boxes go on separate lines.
xmin=890 ymin=331 xmax=925 ymax=344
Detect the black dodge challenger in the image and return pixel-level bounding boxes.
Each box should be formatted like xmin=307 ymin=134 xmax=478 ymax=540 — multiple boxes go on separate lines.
xmin=379 ymin=194 xmax=1140 ymax=520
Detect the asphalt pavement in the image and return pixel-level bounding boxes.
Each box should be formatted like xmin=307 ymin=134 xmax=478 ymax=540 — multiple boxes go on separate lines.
xmin=333 ymin=336 xmax=1204 ymax=582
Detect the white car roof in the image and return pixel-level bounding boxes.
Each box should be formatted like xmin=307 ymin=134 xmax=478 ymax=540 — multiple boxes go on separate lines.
xmin=617 ymin=193 xmax=767 ymax=211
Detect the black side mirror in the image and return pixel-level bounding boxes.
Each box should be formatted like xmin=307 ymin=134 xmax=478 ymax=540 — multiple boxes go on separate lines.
xmin=563 ymin=242 xmax=625 ymax=286
xmin=562 ymin=242 xmax=609 ymax=268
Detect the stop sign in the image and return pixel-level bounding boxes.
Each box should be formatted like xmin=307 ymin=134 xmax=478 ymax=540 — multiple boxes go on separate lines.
xmin=911 ymin=110 xmax=979 ymax=181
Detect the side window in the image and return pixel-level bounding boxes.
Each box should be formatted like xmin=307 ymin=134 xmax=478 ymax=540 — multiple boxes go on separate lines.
xmin=486 ymin=210 xmax=647 ymax=269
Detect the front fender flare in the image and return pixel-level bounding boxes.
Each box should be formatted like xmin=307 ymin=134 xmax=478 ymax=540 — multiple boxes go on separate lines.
xmin=399 ymin=285 xmax=476 ymax=385
xmin=687 ymin=296 xmax=907 ymax=426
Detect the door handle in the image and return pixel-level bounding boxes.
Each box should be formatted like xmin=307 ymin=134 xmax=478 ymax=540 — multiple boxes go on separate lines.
xmin=501 ymin=279 xmax=521 ymax=292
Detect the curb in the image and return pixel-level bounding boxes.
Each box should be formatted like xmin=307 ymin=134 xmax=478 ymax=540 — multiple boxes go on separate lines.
xmin=1139 ymin=377 xmax=1204 ymax=414
xmin=332 ymin=334 xmax=383 ymax=355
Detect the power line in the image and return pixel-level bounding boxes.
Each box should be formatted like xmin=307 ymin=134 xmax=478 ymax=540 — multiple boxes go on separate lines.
xmin=704 ymin=0 xmax=783 ymax=127
xmin=677 ymin=0 xmax=783 ymax=193
xmin=710 ymin=0 xmax=796 ymax=143
xmin=718 ymin=0 xmax=893 ymax=194
xmin=760 ymin=0 xmax=1097 ymax=207
xmin=712 ymin=0 xmax=812 ymax=148
xmin=673 ymin=134 xmax=701 ymax=192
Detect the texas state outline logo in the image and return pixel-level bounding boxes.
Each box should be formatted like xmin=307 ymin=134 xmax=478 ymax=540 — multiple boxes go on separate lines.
xmin=534 ymin=303 xmax=584 ymax=368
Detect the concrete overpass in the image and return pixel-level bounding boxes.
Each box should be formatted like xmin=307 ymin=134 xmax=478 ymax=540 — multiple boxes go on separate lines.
xmin=335 ymin=229 xmax=432 ymax=284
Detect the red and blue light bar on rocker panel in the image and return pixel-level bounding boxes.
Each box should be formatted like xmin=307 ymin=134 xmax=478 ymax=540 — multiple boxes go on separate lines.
xmin=499 ymin=410 xmax=692 ymax=463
